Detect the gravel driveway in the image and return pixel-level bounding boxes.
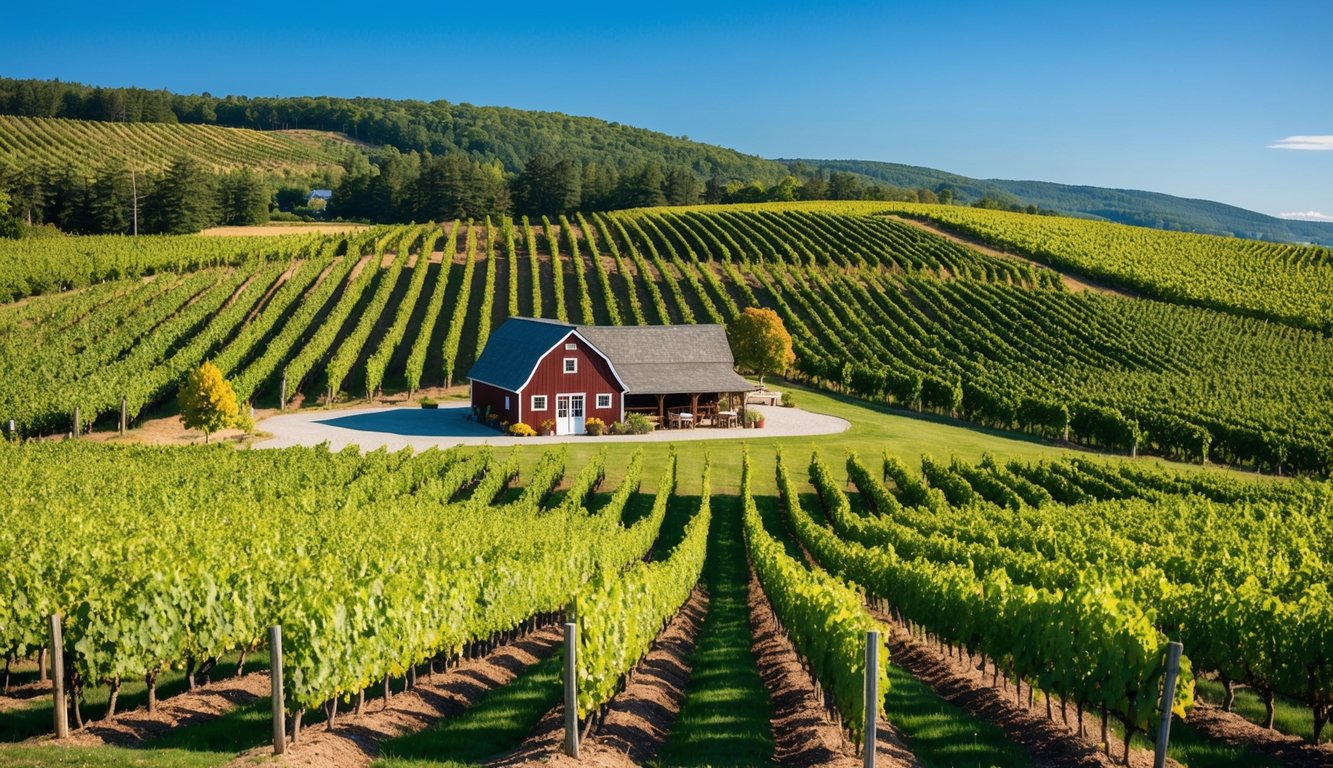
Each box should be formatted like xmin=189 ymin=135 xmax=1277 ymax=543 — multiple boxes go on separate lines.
xmin=254 ymin=403 xmax=848 ymax=452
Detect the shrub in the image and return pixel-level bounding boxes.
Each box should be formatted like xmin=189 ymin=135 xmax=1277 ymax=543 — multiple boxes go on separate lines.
xmin=585 ymin=417 xmax=607 ymax=436
xmin=509 ymin=422 xmax=537 ymax=437
xmin=625 ymin=413 xmax=654 ymax=435
xmin=745 ymin=410 xmax=764 ymax=427
xmin=608 ymin=420 xmax=631 ymax=435
xmin=781 ymin=391 xmax=796 ymax=408
xmin=540 ymin=418 xmax=555 ymax=434
xmin=420 ymin=396 xmax=438 ymax=409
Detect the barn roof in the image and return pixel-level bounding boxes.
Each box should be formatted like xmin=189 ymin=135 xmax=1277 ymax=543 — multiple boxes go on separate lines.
xmin=576 ymin=324 xmax=757 ymax=395
xmin=466 ymin=317 xmax=758 ymax=395
xmin=465 ymin=317 xmax=580 ymax=392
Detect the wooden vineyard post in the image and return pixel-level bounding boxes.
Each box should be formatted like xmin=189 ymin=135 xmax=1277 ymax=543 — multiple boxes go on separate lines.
xmin=270 ymin=625 xmax=286 ymax=755
xmin=563 ymin=622 xmax=579 ymax=758
xmin=72 ymin=407 xmax=80 ymax=439
xmin=863 ymin=630 xmax=879 ymax=768
xmin=279 ymin=370 xmax=287 ymax=412
xmin=119 ymin=397 xmax=127 ymax=435
xmin=49 ymin=614 xmax=68 ymax=739
xmin=1153 ymin=641 xmax=1183 ymax=768
xmin=6 ymin=419 xmax=14 ymax=440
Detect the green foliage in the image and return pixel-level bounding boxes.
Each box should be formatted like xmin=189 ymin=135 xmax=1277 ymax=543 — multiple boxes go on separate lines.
xmin=747 ymin=448 xmax=890 ymax=745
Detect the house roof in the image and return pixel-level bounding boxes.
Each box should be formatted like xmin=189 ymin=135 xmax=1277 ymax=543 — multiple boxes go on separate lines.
xmin=466 ymin=317 xmax=758 ymax=395
xmin=308 ymin=189 xmax=333 ymax=200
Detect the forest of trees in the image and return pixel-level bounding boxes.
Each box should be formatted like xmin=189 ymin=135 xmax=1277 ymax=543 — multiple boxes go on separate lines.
xmin=0 ymin=78 xmax=941 ymax=235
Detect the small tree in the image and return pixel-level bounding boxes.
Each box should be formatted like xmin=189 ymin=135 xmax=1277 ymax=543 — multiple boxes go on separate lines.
xmin=728 ymin=307 xmax=795 ymax=387
xmin=179 ymin=362 xmax=241 ymax=443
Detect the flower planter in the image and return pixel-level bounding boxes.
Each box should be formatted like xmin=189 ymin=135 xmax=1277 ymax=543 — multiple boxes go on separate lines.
xmin=420 ymin=402 xmax=439 ymax=410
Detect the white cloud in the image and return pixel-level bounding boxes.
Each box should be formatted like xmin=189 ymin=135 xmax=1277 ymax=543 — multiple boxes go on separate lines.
xmin=1268 ymin=135 xmax=1333 ymax=150
xmin=1277 ymin=211 xmax=1333 ymax=222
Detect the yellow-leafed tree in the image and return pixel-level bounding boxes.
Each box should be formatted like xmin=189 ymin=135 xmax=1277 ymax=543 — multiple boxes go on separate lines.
xmin=728 ymin=307 xmax=795 ymax=386
xmin=179 ymin=361 xmax=242 ymax=442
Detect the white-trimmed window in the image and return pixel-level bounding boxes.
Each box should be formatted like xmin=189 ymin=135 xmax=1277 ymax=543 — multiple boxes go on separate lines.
xmin=565 ymin=342 xmax=578 ymax=350
xmin=563 ymin=357 xmax=578 ymax=374
xmin=596 ymin=393 xmax=612 ymax=409
xmin=531 ymin=395 xmax=548 ymax=411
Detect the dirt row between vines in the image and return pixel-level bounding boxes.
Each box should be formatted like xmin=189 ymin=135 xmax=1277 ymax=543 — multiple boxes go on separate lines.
xmin=492 ymin=585 xmax=710 ymax=767
xmin=229 ymin=625 xmax=564 ymax=767
xmin=749 ymin=570 xmax=921 ymax=768
xmin=57 ymin=671 xmax=271 ymax=746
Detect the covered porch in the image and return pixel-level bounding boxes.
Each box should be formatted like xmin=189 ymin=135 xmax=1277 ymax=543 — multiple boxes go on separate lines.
xmin=625 ymin=390 xmax=754 ymax=430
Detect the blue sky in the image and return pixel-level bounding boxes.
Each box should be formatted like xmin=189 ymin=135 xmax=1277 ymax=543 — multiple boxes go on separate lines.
xmin=2 ymin=0 xmax=1329 ymax=218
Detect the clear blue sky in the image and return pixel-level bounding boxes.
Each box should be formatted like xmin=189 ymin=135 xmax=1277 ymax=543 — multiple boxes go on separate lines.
xmin=3 ymin=0 xmax=1329 ymax=218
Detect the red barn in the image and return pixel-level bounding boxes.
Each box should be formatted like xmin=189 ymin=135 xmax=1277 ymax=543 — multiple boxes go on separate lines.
xmin=467 ymin=317 xmax=757 ymax=435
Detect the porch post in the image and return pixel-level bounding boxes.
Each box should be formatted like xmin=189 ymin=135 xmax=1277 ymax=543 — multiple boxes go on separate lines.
xmin=657 ymin=394 xmax=665 ymax=422
xmin=690 ymin=393 xmax=699 ymax=426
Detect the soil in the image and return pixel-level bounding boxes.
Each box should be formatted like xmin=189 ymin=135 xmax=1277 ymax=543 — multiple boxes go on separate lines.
xmin=1186 ymin=702 xmax=1331 ymax=768
xmin=884 ymin=214 xmax=1137 ymax=298
xmin=874 ymin=606 xmax=1174 ymax=768
xmin=56 ymin=671 xmax=270 ymax=746
xmin=225 ymin=626 xmax=562 ymax=768
xmin=748 ymin=570 xmax=921 ymax=768
xmin=0 ymin=681 xmax=52 ymax=713
xmin=491 ymin=586 xmax=710 ymax=768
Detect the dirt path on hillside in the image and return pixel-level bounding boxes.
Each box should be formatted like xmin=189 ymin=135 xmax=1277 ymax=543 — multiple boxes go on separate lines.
xmin=492 ymin=586 xmax=710 ymax=768
xmin=749 ymin=570 xmax=921 ymax=768
xmin=226 ymin=625 xmax=562 ymax=768
xmin=884 ymin=214 xmax=1137 ymax=298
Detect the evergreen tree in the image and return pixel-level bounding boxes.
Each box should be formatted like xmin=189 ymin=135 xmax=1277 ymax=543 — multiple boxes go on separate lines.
xmin=618 ymin=163 xmax=667 ymax=208
xmin=143 ymin=156 xmax=219 ymax=234
xmin=87 ymin=160 xmax=134 ymax=234
xmin=663 ymin=166 xmax=702 ymax=206
xmin=219 ymin=169 xmax=269 ymax=226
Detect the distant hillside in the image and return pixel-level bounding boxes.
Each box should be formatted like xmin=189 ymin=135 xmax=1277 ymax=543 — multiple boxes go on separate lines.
xmin=785 ymin=159 xmax=1333 ymax=246
xmin=0 ymin=77 xmax=790 ymax=183
xmin=0 ymin=115 xmax=359 ymax=175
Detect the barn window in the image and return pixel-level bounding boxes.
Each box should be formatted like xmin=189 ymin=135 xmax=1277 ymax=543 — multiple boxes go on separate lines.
xmin=531 ymin=395 xmax=548 ymax=411
xmin=504 ymin=395 xmax=510 ymax=410
xmin=565 ymin=342 xmax=577 ymax=350
xmin=563 ymin=357 xmax=577 ymax=374
xmin=597 ymin=394 xmax=612 ymax=409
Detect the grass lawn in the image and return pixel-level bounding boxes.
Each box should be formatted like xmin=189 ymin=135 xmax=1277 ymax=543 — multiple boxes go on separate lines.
xmin=0 ymin=745 xmax=236 ymax=767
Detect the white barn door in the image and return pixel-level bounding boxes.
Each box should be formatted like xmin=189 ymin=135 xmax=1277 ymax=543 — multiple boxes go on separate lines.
xmin=555 ymin=394 xmax=586 ymax=435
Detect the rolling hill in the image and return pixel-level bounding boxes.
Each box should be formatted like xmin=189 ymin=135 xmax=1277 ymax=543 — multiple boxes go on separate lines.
xmin=787 ymin=158 xmax=1333 ymax=245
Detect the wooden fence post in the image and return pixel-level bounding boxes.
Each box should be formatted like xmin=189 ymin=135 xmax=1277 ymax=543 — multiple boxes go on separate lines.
xmin=1153 ymin=641 xmax=1183 ymax=768
xmin=49 ymin=614 xmax=68 ymax=738
xmin=270 ymin=625 xmax=286 ymax=755
xmin=563 ymin=622 xmax=579 ymax=758
xmin=863 ymin=630 xmax=878 ymax=768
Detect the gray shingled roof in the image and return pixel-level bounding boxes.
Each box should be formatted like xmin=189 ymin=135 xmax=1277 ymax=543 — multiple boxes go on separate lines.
xmin=465 ymin=317 xmax=578 ymax=392
xmin=577 ymin=324 xmax=757 ymax=395
xmin=466 ymin=318 xmax=758 ymax=395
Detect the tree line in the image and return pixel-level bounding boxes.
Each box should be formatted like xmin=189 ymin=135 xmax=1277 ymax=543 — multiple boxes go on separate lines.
xmin=0 ymin=147 xmax=944 ymax=236
xmin=0 ymin=157 xmax=270 ymax=235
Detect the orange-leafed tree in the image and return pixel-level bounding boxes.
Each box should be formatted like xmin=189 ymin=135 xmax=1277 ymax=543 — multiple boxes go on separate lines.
xmin=728 ymin=307 xmax=795 ymax=387
xmin=179 ymin=361 xmax=242 ymax=442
